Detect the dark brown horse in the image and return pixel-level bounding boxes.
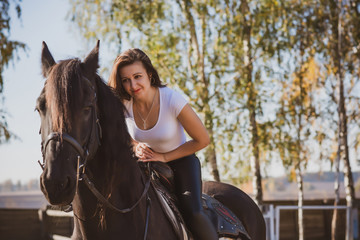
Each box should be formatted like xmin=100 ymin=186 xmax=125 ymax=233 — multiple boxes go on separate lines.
xmin=37 ymin=41 xmax=266 ymax=240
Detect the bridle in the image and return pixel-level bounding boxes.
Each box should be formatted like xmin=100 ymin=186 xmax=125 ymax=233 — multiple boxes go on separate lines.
xmin=38 ymin=76 xmax=151 ymax=238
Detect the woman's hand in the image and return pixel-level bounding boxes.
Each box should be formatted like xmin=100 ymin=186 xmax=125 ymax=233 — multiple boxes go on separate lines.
xmin=135 ymin=143 xmax=167 ymax=162
xmin=135 ymin=143 xmax=152 ymax=159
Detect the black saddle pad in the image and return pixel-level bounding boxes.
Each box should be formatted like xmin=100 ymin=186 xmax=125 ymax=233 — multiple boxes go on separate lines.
xmin=202 ymin=194 xmax=251 ymax=239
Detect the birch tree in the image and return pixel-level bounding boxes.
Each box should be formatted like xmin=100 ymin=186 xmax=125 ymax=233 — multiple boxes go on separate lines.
xmin=69 ymin=0 xmax=241 ymax=181
xmin=323 ymin=1 xmax=359 ymax=238
xmin=272 ymin=1 xmax=322 ymax=238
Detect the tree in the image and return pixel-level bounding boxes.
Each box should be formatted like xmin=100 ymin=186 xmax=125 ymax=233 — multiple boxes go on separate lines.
xmin=0 ymin=0 xmax=26 ymax=143
xmin=231 ymin=0 xmax=265 ymax=206
xmin=69 ymin=0 xmax=245 ymax=182
xmin=271 ymin=1 xmax=322 ymax=238
xmin=219 ymin=0 xmax=278 ymax=207
xmin=314 ymin=1 xmax=360 ymax=238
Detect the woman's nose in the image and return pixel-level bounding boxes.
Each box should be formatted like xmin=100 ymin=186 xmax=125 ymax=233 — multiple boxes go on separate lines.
xmin=129 ymin=79 xmax=136 ymax=88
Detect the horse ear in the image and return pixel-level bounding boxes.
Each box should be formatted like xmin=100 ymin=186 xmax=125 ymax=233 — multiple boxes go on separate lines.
xmin=83 ymin=40 xmax=100 ymax=72
xmin=41 ymin=41 xmax=56 ymax=78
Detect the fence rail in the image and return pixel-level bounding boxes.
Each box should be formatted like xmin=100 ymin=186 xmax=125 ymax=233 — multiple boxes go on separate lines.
xmin=50 ymin=234 xmax=71 ymax=240
xmin=37 ymin=207 xmax=73 ymax=240
xmin=42 ymin=204 xmax=357 ymax=240
xmin=263 ymin=204 xmax=359 ymax=240
xmin=1 ymin=201 xmax=359 ymax=240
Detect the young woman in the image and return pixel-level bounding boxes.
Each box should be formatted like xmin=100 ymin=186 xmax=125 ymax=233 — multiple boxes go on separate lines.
xmin=108 ymin=48 xmax=217 ymax=240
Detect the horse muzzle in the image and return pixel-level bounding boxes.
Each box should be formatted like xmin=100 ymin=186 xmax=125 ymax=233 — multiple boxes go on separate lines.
xmin=40 ymin=170 xmax=76 ymax=206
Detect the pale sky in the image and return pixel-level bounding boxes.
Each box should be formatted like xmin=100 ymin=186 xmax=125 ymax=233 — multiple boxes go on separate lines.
xmin=0 ymin=0 xmax=115 ymax=182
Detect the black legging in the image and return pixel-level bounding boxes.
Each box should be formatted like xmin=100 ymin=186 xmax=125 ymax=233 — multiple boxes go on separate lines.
xmin=167 ymin=154 xmax=218 ymax=240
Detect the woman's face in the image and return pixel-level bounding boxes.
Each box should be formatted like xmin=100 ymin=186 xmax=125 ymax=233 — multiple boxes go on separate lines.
xmin=119 ymin=61 xmax=151 ymax=99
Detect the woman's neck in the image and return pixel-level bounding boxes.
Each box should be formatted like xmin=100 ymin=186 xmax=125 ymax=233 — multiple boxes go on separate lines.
xmin=133 ymin=87 xmax=158 ymax=109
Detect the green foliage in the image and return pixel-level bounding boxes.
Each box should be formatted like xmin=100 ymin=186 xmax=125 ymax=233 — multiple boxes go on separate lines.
xmin=0 ymin=0 xmax=26 ymax=143
xmin=68 ymin=0 xmax=360 ymax=186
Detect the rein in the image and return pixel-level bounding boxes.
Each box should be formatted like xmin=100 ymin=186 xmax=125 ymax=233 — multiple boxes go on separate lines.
xmin=38 ymin=76 xmax=151 ymax=239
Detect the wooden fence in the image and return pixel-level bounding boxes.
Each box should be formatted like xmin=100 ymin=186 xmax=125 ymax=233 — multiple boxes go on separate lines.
xmin=0 ymin=199 xmax=359 ymax=239
xmin=0 ymin=206 xmax=73 ymax=240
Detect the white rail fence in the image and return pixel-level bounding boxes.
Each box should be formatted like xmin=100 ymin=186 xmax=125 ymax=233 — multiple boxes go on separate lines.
xmin=263 ymin=204 xmax=359 ymax=240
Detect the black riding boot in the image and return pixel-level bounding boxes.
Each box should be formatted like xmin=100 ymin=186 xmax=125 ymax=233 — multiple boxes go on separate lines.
xmin=167 ymin=154 xmax=218 ymax=240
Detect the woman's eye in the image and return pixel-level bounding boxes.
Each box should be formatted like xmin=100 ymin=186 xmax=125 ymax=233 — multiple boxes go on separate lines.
xmin=135 ymin=75 xmax=141 ymax=79
xmin=122 ymin=78 xmax=128 ymax=82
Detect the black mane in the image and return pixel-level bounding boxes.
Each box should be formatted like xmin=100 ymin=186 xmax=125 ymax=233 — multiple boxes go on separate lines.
xmin=45 ymin=59 xmax=84 ymax=132
xmin=93 ymin=74 xmax=136 ymax=196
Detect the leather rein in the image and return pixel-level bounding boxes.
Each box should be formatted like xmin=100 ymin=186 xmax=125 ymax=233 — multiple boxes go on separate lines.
xmin=38 ymin=77 xmax=151 ymax=237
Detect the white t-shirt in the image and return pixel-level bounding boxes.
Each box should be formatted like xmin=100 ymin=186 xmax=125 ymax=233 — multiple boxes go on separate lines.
xmin=123 ymin=87 xmax=188 ymax=153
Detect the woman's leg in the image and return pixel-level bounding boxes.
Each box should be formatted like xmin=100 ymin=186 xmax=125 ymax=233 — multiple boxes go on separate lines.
xmin=167 ymin=155 xmax=218 ymax=240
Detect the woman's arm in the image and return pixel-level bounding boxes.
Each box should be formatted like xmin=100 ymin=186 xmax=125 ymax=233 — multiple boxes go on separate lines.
xmin=138 ymin=104 xmax=210 ymax=162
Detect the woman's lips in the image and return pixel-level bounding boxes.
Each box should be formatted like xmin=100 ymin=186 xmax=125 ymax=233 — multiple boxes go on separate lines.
xmin=132 ymin=88 xmax=141 ymax=94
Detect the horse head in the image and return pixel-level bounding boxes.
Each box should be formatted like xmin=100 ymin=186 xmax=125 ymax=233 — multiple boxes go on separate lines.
xmin=37 ymin=41 xmax=102 ymax=206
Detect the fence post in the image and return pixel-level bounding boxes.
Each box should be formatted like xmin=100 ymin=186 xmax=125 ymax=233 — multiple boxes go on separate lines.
xmin=346 ymin=206 xmax=353 ymax=240
xmin=275 ymin=206 xmax=280 ymax=240
xmin=353 ymin=207 xmax=359 ymax=240
xmin=269 ymin=205 xmax=275 ymax=240
xmin=38 ymin=207 xmax=48 ymax=240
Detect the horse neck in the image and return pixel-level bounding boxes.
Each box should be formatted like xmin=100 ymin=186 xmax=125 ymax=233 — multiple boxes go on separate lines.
xmin=74 ymin=93 xmax=146 ymax=215
xmin=72 ymin=79 xmax=148 ymax=226
xmin=71 ymin=141 xmax=147 ymax=234
xmin=91 ymin=146 xmax=145 ymax=208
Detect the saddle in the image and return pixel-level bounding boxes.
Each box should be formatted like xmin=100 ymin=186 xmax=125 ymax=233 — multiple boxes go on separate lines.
xmin=145 ymin=162 xmax=251 ymax=240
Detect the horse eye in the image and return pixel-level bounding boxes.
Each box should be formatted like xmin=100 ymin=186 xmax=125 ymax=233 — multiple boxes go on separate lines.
xmin=39 ymin=128 xmax=41 ymax=135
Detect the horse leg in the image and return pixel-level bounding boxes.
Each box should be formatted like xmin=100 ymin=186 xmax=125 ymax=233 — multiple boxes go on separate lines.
xmin=71 ymin=217 xmax=83 ymax=240
xmin=203 ymin=181 xmax=266 ymax=240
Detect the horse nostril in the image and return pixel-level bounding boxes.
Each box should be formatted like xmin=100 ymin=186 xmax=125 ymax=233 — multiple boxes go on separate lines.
xmin=60 ymin=177 xmax=70 ymax=190
xmin=50 ymin=177 xmax=71 ymax=192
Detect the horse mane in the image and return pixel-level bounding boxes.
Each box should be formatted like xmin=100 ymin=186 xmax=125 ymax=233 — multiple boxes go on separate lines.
xmin=45 ymin=58 xmax=136 ymax=200
xmin=93 ymin=74 xmax=136 ymax=194
xmin=45 ymin=59 xmax=84 ymax=132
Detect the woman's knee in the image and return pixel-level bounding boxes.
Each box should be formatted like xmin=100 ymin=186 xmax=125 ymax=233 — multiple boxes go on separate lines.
xmin=182 ymin=208 xmax=208 ymax=225
xmin=186 ymin=210 xmax=206 ymax=222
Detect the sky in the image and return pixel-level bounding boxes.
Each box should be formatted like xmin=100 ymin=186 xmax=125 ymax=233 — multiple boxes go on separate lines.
xmin=0 ymin=0 xmax=115 ymax=182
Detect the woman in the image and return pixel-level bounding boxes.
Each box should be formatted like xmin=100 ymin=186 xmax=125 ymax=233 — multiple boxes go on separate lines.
xmin=108 ymin=48 xmax=217 ymax=240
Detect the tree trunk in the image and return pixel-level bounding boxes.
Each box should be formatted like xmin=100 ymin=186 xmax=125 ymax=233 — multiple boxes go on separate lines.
xmin=249 ymin=108 xmax=263 ymax=206
xmin=297 ymin=69 xmax=305 ymax=240
xmin=204 ymin=140 xmax=220 ymax=182
xmin=178 ymin=0 xmax=220 ymax=181
xmin=296 ymin=165 xmax=304 ymax=240
xmin=240 ymin=0 xmax=263 ymax=207
xmin=204 ymin=102 xmax=220 ymax=182
xmin=339 ymin=65 xmax=355 ymax=240
xmin=332 ymin=148 xmax=341 ymax=240
xmin=329 ymin=1 xmax=356 ymax=239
